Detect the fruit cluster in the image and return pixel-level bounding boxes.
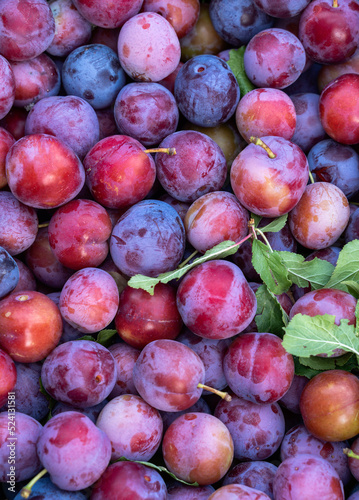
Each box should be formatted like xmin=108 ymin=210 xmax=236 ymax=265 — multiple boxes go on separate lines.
xmin=1 ymin=0 xmax=359 ymax=499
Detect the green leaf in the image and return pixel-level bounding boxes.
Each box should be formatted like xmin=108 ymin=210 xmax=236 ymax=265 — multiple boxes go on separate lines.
xmin=326 ymin=240 xmax=359 ymax=290
xmin=274 ymin=252 xmax=334 ymax=290
xmin=254 ymin=285 xmax=288 ymax=336
xmin=282 ymin=314 xmax=359 ymax=358
xmin=227 ymin=47 xmax=256 ymax=96
xmin=114 ymin=457 xmax=199 ymax=487
xmin=127 ymin=240 xmax=240 ymax=295
xmin=294 ymin=352 xmax=358 ymax=379
xmin=76 ymin=335 xmax=96 ymax=342
xmin=298 ymin=356 xmax=336 ymax=371
xmin=259 ymin=214 xmax=288 ymax=234
xmin=252 ymin=240 xmax=292 ymax=295
xmin=96 ymin=329 xmax=117 ymax=346
xmin=293 ymin=356 xmax=322 ymax=379
xmin=339 ymin=280 xmax=359 ymax=299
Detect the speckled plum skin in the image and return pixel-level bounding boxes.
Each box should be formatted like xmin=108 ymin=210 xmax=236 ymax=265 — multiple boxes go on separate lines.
xmin=215 ymin=395 xmax=285 ymax=461
xmin=176 ymin=260 xmax=257 ymax=339
xmin=288 ymin=182 xmax=350 ymax=250
xmin=118 ymin=12 xmax=181 ymax=82
xmin=299 ymin=0 xmax=359 ymax=64
xmin=280 ymin=424 xmax=351 ymax=485
xmin=208 ymin=484 xmax=271 ymax=499
xmin=0 ymin=349 xmax=16 ymax=407
xmin=11 ymin=54 xmax=61 ymax=108
xmin=114 ymin=82 xmax=179 ymax=147
xmin=0 ymin=412 xmax=42 ymax=482
xmin=110 ymin=199 xmax=185 ymax=278
xmin=319 ymin=73 xmax=359 ymax=146
xmin=273 ymin=454 xmax=344 ymax=499
xmin=162 ymin=413 xmax=234 ymax=485
xmin=174 ymin=55 xmax=240 ymax=127
xmin=133 ymin=339 xmax=205 ymax=412
xmin=84 ymin=135 xmax=156 ymax=209
xmin=62 ymin=44 xmax=126 ymax=110
xmin=0 ymin=0 xmax=55 ymax=61
xmin=235 ymin=88 xmax=297 ymax=143
xmin=155 ymin=131 xmax=227 ymax=202
xmin=25 ymin=95 xmax=100 ymax=159
xmin=0 ymin=192 xmax=38 ymax=256
xmin=223 ymin=461 xmax=277 ymax=498
xmin=72 ymin=0 xmax=143 ymax=28
xmin=230 ymin=136 xmax=309 ymax=217
xmin=0 ymin=56 xmax=15 ymax=120
xmin=0 ymin=291 xmax=63 ymax=363
xmin=41 ymin=340 xmax=116 ymax=408
xmin=47 ymin=0 xmax=92 ymax=57
xmin=59 ymin=268 xmax=119 ymax=333
xmin=37 ymin=412 xmax=112 ymax=491
xmin=223 ymin=332 xmax=295 ymax=404
xmin=184 ymin=191 xmax=249 ymax=253
xmin=90 ymin=461 xmax=167 ymax=500
xmin=48 ymin=199 xmax=112 ymax=270
xmin=96 ymin=394 xmax=163 ymax=461
xmin=143 ymin=0 xmax=200 ymax=39
xmin=115 ymin=283 xmax=183 ymax=349
xmin=243 ymin=28 xmax=306 ymax=89
xmin=6 ymin=134 xmax=85 ymax=209
xmin=308 ymin=139 xmax=359 ymax=199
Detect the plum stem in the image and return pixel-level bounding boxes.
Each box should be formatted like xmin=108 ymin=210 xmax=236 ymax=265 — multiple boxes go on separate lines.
xmin=343 ymin=448 xmax=359 ymax=459
xmin=20 ymin=469 xmax=48 ymax=498
xmin=143 ymin=147 xmax=176 ymax=155
xmin=38 ymin=222 xmax=49 ymax=228
xmin=255 ymin=228 xmax=273 ymax=252
xmin=308 ymin=171 xmax=315 ymax=184
xmin=250 ymin=136 xmax=276 ymax=159
xmin=197 ymin=383 xmax=232 ymax=401
xmin=178 ymin=250 xmax=198 ymax=268
xmin=333 ymin=0 xmax=338 ymax=7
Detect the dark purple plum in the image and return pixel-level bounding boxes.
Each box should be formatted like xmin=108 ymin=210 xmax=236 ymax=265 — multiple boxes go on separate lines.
xmin=253 ymin=0 xmax=311 ymax=18
xmin=51 ymin=399 xmax=108 ymax=424
xmin=110 ymin=199 xmax=186 ymax=277
xmin=0 ymin=247 xmax=19 ymax=299
xmin=308 ymin=139 xmax=359 ymax=199
xmin=290 ymin=93 xmax=327 ymax=154
xmin=114 ymin=82 xmax=179 ymax=147
xmin=14 ymin=477 xmax=87 ymax=499
xmin=155 ymin=130 xmax=227 ymax=202
xmin=160 ymin=397 xmax=211 ymax=432
xmin=25 ymin=95 xmax=100 ymax=159
xmin=167 ymin=483 xmax=215 ymax=499
xmin=174 ymin=55 xmax=240 ymax=127
xmin=209 ymin=0 xmax=273 ymax=46
xmin=107 ymin=342 xmax=140 ymax=399
xmin=62 ymin=44 xmax=126 ymax=109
